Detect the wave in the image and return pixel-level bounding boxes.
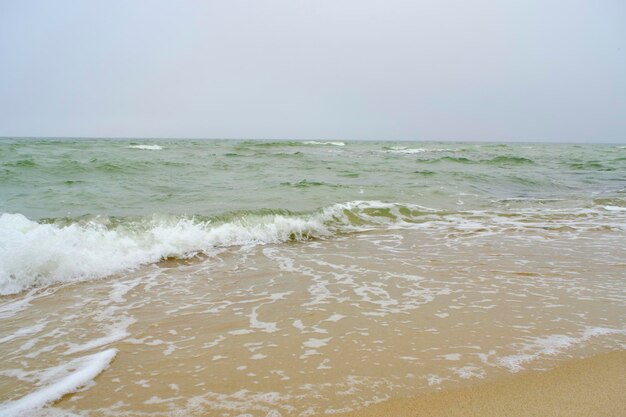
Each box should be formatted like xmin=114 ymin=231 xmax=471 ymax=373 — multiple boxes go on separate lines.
xmin=383 ymin=147 xmax=453 ymax=154
xmin=385 ymin=147 xmax=427 ymax=154
xmin=488 ymin=155 xmax=535 ymax=165
xmin=234 ymin=141 xmax=305 ymax=149
xmin=2 ymin=159 xmax=37 ymax=168
xmin=0 ymin=201 xmax=444 ymax=295
xmin=441 ymin=156 xmax=473 ymax=163
xmin=1 ymin=201 xmax=624 ymax=295
xmin=234 ymin=140 xmax=345 ymax=148
xmin=127 ymin=145 xmax=163 ymax=150
xmin=302 ymin=141 xmax=345 ymax=147
xmin=568 ymin=161 xmax=615 ymax=171
xmin=282 ymin=180 xmax=345 ymax=188
xmin=593 ymin=198 xmax=626 ymax=209
xmin=418 ymin=155 xmax=535 ymax=165
xmin=0 ymin=211 xmax=332 ymax=295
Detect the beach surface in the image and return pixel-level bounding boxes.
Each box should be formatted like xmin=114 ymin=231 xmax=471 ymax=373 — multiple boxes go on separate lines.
xmin=342 ymin=350 xmax=626 ymax=417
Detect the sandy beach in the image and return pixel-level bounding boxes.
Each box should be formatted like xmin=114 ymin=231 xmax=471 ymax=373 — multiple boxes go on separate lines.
xmin=341 ymin=350 xmax=626 ymax=417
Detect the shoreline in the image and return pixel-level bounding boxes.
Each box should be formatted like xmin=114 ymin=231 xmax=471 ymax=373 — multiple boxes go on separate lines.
xmin=339 ymin=350 xmax=626 ymax=417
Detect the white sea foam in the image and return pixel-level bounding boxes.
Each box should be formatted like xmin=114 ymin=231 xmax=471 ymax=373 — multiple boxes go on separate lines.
xmin=426 ymin=374 xmax=443 ymax=386
xmin=497 ymin=326 xmax=626 ymax=372
xmin=303 ymin=337 xmax=331 ymax=349
xmin=602 ymin=205 xmax=626 ymax=211
xmin=451 ymin=366 xmax=485 ymax=379
xmin=440 ymin=353 xmax=461 ymax=361
xmin=385 ymin=147 xmax=428 ymax=154
xmin=325 ymin=314 xmax=345 ymax=322
xmin=0 ymin=349 xmax=117 ymax=416
xmin=127 ymin=144 xmax=163 ymax=150
xmin=0 ymin=293 xmax=34 ymax=319
xmin=64 ymin=315 xmax=136 ymax=355
xmin=302 ymin=141 xmax=345 ymax=147
xmin=0 ymin=200 xmax=412 ymax=294
xmin=0 ymin=322 xmax=46 ymax=345
xmin=384 ymin=147 xmax=453 ymax=154
xmin=0 ymin=212 xmax=331 ymax=295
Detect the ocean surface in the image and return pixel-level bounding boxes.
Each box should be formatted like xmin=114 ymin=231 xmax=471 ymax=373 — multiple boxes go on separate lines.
xmin=1 ymin=138 xmax=625 ymax=416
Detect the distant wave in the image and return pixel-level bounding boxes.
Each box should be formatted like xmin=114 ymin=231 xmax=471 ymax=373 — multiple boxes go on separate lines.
xmin=127 ymin=144 xmax=163 ymax=150
xmin=2 ymin=159 xmax=37 ymax=167
xmin=384 ymin=147 xmax=454 ymax=154
xmin=244 ymin=141 xmax=300 ymax=147
xmin=568 ymin=161 xmax=615 ymax=171
xmin=302 ymin=141 xmax=345 ymax=147
xmin=1 ymin=201 xmax=624 ymax=295
xmin=415 ymin=155 xmax=535 ymax=165
xmin=282 ymin=180 xmax=346 ymax=188
xmin=385 ymin=147 xmax=428 ymax=154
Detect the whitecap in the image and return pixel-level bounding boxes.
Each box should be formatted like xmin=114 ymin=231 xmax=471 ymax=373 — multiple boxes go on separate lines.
xmin=302 ymin=141 xmax=345 ymax=147
xmin=127 ymin=144 xmax=163 ymax=150
xmin=384 ymin=147 xmax=454 ymax=154
xmin=603 ymin=205 xmax=626 ymax=211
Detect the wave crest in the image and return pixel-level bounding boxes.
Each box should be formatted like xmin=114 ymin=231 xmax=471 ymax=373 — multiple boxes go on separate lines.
xmin=0 ymin=201 xmax=439 ymax=294
xmin=0 ymin=211 xmax=337 ymax=295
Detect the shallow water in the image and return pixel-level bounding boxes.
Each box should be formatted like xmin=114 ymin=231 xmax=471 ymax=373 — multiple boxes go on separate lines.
xmin=0 ymin=139 xmax=625 ymax=416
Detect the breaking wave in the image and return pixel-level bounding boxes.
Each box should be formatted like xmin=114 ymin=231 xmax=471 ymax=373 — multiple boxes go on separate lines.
xmin=1 ymin=200 xmax=624 ymax=295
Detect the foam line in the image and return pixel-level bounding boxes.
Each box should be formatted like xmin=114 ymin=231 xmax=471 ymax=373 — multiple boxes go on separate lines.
xmin=0 ymin=348 xmax=117 ymax=416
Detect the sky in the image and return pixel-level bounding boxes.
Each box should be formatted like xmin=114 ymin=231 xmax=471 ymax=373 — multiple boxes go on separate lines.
xmin=0 ymin=0 xmax=625 ymax=142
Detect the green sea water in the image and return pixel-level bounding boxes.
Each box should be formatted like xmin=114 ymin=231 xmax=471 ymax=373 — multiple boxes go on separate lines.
xmin=1 ymin=138 xmax=624 ymax=219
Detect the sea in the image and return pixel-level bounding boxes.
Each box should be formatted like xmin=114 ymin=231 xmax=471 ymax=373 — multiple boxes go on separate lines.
xmin=1 ymin=138 xmax=625 ymax=416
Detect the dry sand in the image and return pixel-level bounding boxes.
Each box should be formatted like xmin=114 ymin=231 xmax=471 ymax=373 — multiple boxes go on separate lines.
xmin=340 ymin=350 xmax=626 ymax=417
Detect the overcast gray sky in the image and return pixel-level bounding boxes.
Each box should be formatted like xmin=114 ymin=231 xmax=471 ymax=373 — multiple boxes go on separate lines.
xmin=0 ymin=0 xmax=624 ymax=142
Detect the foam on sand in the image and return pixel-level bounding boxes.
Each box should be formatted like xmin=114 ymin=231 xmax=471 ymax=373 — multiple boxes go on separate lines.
xmin=0 ymin=348 xmax=117 ymax=417
xmin=497 ymin=326 xmax=626 ymax=372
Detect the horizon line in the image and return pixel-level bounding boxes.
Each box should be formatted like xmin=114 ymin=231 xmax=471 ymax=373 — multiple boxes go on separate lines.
xmin=1 ymin=136 xmax=624 ymax=145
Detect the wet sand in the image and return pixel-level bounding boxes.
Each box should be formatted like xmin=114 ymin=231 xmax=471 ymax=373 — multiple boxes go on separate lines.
xmin=341 ymin=350 xmax=626 ymax=417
